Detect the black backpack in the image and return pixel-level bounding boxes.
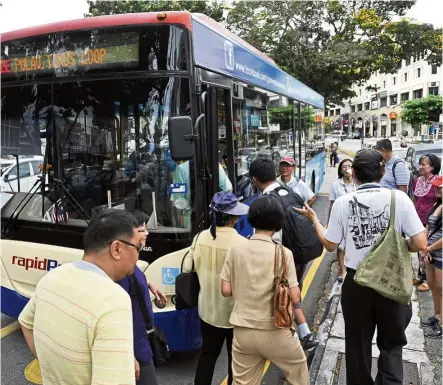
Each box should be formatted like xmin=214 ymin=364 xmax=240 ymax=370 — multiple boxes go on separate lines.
xmin=268 ymin=186 xmax=323 ymax=265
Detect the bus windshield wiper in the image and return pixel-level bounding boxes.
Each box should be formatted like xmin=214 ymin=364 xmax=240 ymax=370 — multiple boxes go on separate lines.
xmin=2 ymin=176 xmax=44 ymax=238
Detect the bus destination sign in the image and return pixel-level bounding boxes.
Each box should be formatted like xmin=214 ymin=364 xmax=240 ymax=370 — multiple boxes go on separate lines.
xmin=1 ymin=43 xmax=139 ymax=74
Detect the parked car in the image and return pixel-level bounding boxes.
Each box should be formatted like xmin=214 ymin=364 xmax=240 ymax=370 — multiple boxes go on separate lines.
xmin=405 ymin=144 xmax=443 ymax=178
xmin=1 ymin=156 xmax=44 ymax=193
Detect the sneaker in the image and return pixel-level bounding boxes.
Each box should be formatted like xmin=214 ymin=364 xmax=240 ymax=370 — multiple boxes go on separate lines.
xmin=301 ymin=333 xmax=319 ymax=350
xmin=421 ymin=316 xmax=439 ymax=327
xmin=425 ymin=325 xmax=442 ymax=339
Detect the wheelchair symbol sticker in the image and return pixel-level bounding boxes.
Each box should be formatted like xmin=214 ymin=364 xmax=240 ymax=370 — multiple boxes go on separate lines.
xmin=162 ymin=267 xmax=180 ymax=285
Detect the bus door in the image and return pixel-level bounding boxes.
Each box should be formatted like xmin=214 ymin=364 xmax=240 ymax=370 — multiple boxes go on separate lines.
xmin=204 ymin=86 xmax=235 ymax=201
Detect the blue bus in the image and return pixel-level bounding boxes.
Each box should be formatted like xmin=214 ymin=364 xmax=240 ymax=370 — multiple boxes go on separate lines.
xmin=1 ymin=11 xmax=325 ymax=352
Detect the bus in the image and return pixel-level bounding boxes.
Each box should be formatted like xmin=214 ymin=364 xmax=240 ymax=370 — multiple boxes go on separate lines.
xmin=0 ymin=11 xmax=325 ymax=352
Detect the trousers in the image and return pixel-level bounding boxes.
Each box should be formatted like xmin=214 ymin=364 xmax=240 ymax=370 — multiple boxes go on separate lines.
xmin=341 ymin=270 xmax=412 ymax=385
xmin=136 ymin=361 xmax=158 ymax=385
xmin=194 ymin=318 xmax=233 ymax=385
xmin=232 ymin=327 xmax=308 ymax=385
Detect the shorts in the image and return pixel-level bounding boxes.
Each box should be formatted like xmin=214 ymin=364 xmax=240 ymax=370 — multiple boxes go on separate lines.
xmin=430 ymin=258 xmax=442 ymax=270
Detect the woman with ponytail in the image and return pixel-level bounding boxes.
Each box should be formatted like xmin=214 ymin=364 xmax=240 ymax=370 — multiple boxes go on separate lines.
xmin=421 ymin=175 xmax=443 ymax=339
xmin=183 ymin=191 xmax=249 ymax=385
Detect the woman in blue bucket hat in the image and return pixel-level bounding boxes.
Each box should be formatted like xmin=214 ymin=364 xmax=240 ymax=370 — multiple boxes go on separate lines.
xmin=183 ymin=191 xmax=249 ymax=385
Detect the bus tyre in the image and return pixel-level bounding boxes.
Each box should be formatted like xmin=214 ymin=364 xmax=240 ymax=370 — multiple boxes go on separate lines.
xmin=311 ymin=171 xmax=315 ymax=193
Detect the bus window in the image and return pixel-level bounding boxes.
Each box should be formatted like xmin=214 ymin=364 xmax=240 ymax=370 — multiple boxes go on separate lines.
xmin=232 ymin=86 xmax=293 ymax=199
xmin=51 ymin=77 xmax=190 ymax=231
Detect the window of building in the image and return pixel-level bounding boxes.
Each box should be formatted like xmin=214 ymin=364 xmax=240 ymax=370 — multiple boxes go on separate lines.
xmin=413 ymin=55 xmax=418 ymax=63
xmin=417 ymin=68 xmax=421 ymax=78
xmin=413 ymin=89 xmax=423 ymax=99
xmin=401 ymin=92 xmax=409 ymax=102
xmin=429 ymin=87 xmax=439 ymax=96
xmin=335 ymin=109 xmax=341 ymax=116
xmin=432 ymin=65 xmax=438 ymax=75
xmin=325 ymin=110 xmax=329 ymax=117
xmin=364 ymin=102 xmax=369 ymax=110
xmin=404 ymin=72 xmax=408 ymax=82
xmin=390 ymin=95 xmax=398 ymax=105
xmin=405 ymin=57 xmax=411 ymax=66
xmin=351 ymin=105 xmax=356 ymax=113
xmin=392 ymin=77 xmax=396 ymax=86
xmin=358 ymin=104 xmax=363 ymax=112
xmin=380 ymin=98 xmax=388 ymax=108
xmin=330 ymin=110 xmax=334 ymax=116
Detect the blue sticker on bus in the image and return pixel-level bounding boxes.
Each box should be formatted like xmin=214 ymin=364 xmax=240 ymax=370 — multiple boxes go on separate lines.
xmin=170 ymin=183 xmax=187 ymax=194
xmin=162 ymin=267 xmax=180 ymax=285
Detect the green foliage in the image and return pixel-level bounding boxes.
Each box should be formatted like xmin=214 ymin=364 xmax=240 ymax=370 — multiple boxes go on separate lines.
xmin=400 ymin=95 xmax=443 ymax=127
xmin=86 ymin=0 xmax=225 ymax=22
xmin=227 ymin=1 xmax=442 ymax=106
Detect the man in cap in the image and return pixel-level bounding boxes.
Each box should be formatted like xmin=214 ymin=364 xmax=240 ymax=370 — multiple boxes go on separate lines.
xmin=277 ymin=156 xmax=316 ymax=206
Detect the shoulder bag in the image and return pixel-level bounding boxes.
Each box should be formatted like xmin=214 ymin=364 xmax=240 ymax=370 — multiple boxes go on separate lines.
xmin=273 ymin=244 xmax=294 ymax=329
xmin=132 ymin=275 xmax=170 ymax=367
xmin=175 ymin=232 xmax=202 ymax=310
xmin=354 ymin=190 xmax=413 ymax=304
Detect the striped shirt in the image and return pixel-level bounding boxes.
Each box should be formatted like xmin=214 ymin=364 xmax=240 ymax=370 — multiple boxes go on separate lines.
xmin=380 ymin=156 xmax=410 ymax=190
xmin=18 ymin=262 xmax=135 ymax=385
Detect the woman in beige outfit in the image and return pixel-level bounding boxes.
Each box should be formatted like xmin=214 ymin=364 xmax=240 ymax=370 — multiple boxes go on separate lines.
xmin=221 ymin=195 xmax=309 ymax=385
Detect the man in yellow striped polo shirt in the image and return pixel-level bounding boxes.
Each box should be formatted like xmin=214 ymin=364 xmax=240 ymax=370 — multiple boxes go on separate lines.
xmin=19 ymin=210 xmax=142 ymax=385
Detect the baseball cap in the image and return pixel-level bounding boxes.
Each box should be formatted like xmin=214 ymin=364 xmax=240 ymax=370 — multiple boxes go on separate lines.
xmin=280 ymin=156 xmax=295 ymax=166
xmin=431 ymin=175 xmax=443 ymax=188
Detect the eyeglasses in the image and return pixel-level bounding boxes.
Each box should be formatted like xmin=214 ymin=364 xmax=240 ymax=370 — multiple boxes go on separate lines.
xmin=110 ymin=239 xmax=143 ymax=252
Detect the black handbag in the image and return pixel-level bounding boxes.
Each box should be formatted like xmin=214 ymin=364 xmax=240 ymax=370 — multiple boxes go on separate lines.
xmin=132 ymin=275 xmax=170 ymax=367
xmin=175 ymin=232 xmax=201 ymax=310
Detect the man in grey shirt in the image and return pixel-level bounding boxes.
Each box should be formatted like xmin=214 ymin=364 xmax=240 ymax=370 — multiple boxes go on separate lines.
xmin=375 ymin=139 xmax=410 ymax=192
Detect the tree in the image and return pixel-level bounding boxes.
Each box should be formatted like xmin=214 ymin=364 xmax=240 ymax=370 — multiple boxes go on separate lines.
xmin=226 ymin=1 xmax=442 ymax=106
xmin=86 ymin=0 xmax=226 ymax=22
xmin=400 ymin=95 xmax=442 ymax=134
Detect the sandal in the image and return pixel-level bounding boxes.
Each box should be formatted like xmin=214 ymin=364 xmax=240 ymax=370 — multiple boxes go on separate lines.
xmin=417 ymin=283 xmax=430 ymax=292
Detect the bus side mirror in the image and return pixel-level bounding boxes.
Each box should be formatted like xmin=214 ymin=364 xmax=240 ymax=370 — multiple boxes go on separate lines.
xmin=3 ymin=174 xmax=9 ymax=182
xmin=168 ymin=116 xmax=196 ymax=161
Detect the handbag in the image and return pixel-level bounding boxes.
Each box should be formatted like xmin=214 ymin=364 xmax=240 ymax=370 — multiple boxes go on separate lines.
xmin=273 ymin=244 xmax=293 ymax=329
xmin=354 ymin=190 xmax=413 ymax=305
xmin=175 ymin=232 xmax=202 ymax=310
xmin=132 ymin=275 xmax=170 ymax=367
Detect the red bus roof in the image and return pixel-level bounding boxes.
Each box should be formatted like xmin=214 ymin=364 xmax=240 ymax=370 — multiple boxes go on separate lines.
xmin=1 ymin=11 xmax=193 ymax=42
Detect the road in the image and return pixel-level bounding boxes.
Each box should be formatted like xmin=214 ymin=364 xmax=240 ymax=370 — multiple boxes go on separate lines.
xmin=0 ymin=199 xmax=335 ymax=385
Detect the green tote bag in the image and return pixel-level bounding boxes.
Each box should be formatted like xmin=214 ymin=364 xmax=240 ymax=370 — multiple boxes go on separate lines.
xmin=354 ymin=190 xmax=413 ymax=305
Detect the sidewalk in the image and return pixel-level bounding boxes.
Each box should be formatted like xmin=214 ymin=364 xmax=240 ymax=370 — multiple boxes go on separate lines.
xmin=310 ymin=260 xmax=441 ymax=385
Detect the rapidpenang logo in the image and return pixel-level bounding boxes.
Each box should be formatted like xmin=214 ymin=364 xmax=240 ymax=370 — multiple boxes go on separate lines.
xmin=12 ymin=256 xmax=61 ymax=271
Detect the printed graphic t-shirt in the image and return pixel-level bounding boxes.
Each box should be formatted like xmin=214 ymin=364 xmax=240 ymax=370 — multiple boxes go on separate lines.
xmin=325 ymin=185 xmax=424 ymax=270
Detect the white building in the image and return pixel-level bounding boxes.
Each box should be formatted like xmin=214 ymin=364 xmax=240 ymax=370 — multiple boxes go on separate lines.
xmin=326 ymin=55 xmax=442 ymax=139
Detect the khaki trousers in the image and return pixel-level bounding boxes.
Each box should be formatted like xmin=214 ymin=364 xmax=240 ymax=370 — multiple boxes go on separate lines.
xmin=232 ymin=327 xmax=309 ymax=385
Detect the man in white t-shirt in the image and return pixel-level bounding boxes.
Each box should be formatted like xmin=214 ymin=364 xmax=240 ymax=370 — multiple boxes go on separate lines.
xmin=296 ymin=149 xmax=427 ymax=384
xmin=277 ymin=156 xmax=316 ymax=207
xmin=249 ymin=158 xmax=319 ymax=350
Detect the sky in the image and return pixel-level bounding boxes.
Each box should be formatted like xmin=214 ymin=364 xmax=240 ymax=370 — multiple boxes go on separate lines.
xmin=0 ymin=0 xmax=442 ymax=33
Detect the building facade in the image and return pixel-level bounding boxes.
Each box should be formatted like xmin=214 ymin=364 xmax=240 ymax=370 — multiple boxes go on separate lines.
xmin=326 ymin=55 xmax=442 ymax=139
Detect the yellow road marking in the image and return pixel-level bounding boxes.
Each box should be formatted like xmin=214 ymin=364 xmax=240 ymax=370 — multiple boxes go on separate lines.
xmin=220 ymin=249 xmax=326 ymax=384
xmin=220 ymin=359 xmax=271 ymax=385
xmin=25 ymin=359 xmax=43 ymax=385
xmin=0 ymin=321 xmax=20 ymax=338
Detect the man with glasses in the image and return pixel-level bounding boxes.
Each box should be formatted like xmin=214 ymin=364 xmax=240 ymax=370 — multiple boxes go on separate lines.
xmin=19 ymin=209 xmax=141 ymax=385
xmin=375 ymin=139 xmax=410 ymax=193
